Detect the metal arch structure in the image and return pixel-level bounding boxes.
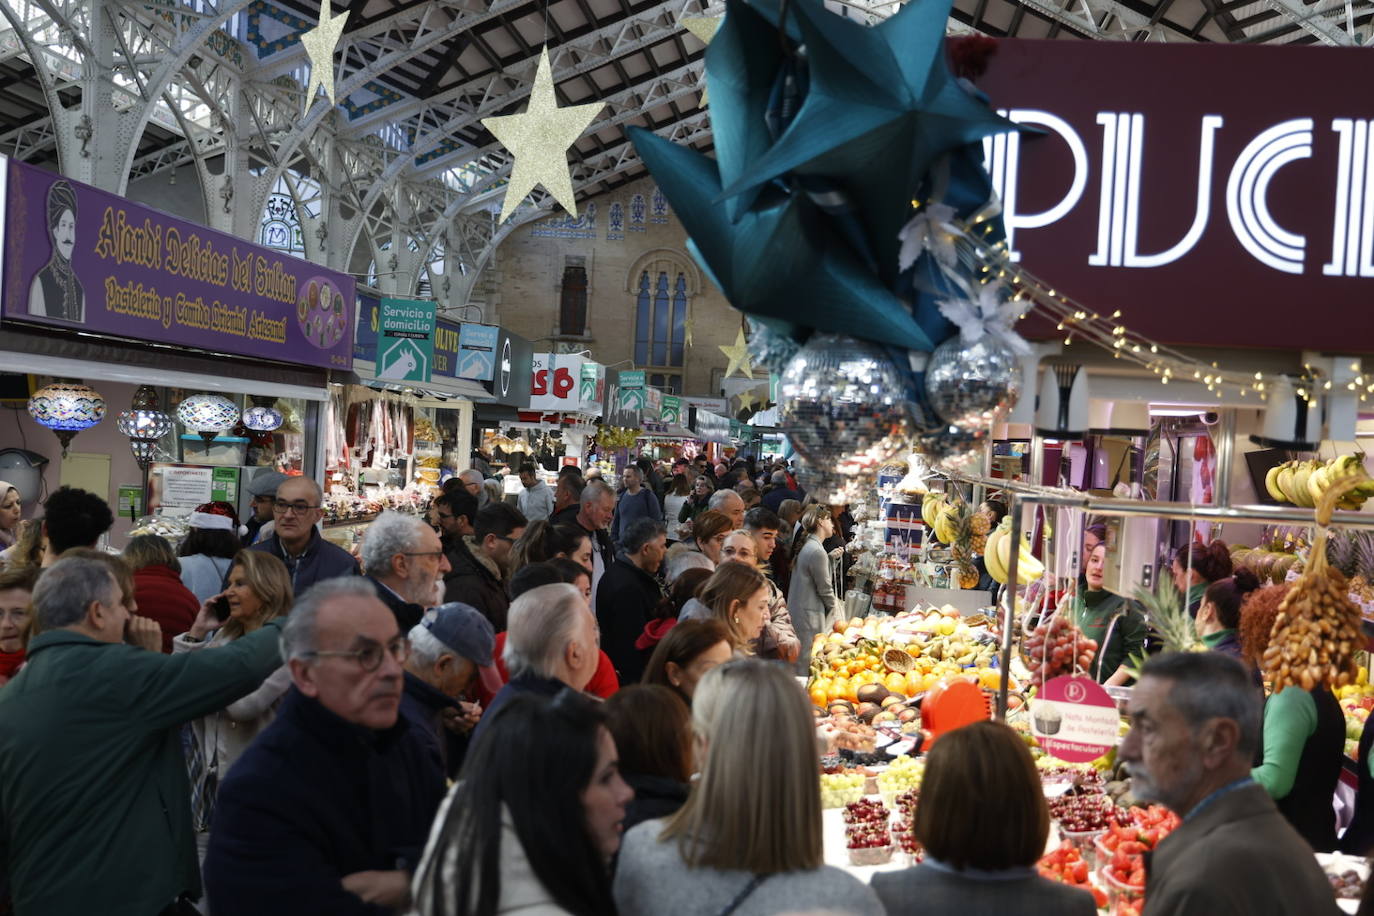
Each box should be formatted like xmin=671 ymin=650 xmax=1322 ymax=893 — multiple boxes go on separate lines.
xmin=0 ymin=0 xmax=1369 ymax=319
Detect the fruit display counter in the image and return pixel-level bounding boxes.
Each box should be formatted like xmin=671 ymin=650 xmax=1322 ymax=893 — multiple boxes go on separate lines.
xmin=806 ymin=607 xmax=1015 ymax=713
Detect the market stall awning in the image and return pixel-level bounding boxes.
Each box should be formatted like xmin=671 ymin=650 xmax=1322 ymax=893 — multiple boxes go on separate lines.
xmin=0 ymin=322 xmax=332 ymax=400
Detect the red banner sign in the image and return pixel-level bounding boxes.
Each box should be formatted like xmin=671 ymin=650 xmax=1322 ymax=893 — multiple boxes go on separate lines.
xmin=977 ymin=40 xmax=1373 ymax=351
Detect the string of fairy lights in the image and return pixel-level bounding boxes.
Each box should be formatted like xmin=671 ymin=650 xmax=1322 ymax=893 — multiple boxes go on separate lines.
xmin=946 ymin=216 xmax=1373 ymax=405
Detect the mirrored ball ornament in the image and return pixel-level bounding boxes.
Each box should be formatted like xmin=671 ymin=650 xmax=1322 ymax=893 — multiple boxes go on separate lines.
xmin=923 ymin=335 xmax=1020 ymax=436
xmin=911 ymin=425 xmax=986 ymax=474
xmin=779 ymin=333 xmax=917 ymax=504
xmin=745 ymin=317 xmax=801 ymax=376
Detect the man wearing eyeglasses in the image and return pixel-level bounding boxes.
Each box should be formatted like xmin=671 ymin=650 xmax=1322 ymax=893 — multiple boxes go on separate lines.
xmin=360 ymin=511 xmax=451 ymax=632
xmin=442 ymin=502 xmax=526 ymax=631
xmin=205 ymin=578 xmax=444 ymax=916
xmin=250 ymin=477 xmax=358 ymax=592
xmin=0 ymin=556 xmax=291 ymax=916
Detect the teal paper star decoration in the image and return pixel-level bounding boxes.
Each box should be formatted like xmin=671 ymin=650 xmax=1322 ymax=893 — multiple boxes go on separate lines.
xmin=628 ymin=127 xmax=934 ymax=352
xmin=716 ymin=0 xmax=1022 ymax=286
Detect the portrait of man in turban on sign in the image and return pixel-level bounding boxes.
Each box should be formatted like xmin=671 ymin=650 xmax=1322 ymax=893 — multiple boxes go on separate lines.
xmin=28 ymin=179 xmax=85 ymax=323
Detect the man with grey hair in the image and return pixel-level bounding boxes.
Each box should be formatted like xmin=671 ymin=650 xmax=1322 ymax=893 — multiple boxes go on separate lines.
xmin=573 ymin=478 xmax=617 ymax=599
xmin=709 ymin=487 xmax=746 ymax=529
xmin=205 ymin=578 xmax=443 ymax=915
xmin=401 ymin=602 xmax=493 ymax=780
xmin=361 ymin=510 xmax=451 ymax=632
xmin=0 ymin=556 xmax=287 ymax=916
xmin=251 ymin=475 xmax=357 ymax=592
xmin=459 ymin=468 xmax=488 ymax=509
xmin=471 ymin=583 xmax=599 ymax=743
xmin=1118 ymin=652 xmax=1339 ymax=915
xmin=762 ymin=468 xmax=804 ymax=514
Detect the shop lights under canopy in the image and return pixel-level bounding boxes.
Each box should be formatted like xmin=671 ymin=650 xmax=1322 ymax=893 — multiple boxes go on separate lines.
xmin=948 ymin=216 xmax=1369 ymax=404
xmin=177 ymin=393 xmax=239 ymax=450
xmin=27 ymin=381 xmax=106 ymax=456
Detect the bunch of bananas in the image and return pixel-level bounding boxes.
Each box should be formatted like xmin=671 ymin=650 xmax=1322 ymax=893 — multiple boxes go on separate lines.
xmin=984 ymin=517 xmax=1045 ymax=585
xmin=921 ymin=492 xmax=963 ymax=545
xmin=1265 ymin=455 xmax=1374 ymax=510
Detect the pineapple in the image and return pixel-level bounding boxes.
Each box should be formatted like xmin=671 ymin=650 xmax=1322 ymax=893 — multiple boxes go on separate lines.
xmin=970 ymin=512 xmax=992 ymax=536
xmin=1133 ymin=579 xmax=1205 ymax=655
xmin=1355 ymin=532 xmax=1374 ymax=582
xmin=1330 ymin=531 xmax=1358 ymax=579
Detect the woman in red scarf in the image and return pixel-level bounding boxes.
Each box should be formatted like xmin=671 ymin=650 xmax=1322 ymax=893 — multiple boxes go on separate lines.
xmin=0 ymin=565 xmax=38 ymax=685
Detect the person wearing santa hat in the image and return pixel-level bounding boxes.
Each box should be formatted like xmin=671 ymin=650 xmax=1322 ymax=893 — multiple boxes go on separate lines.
xmin=179 ymin=502 xmax=245 ymax=604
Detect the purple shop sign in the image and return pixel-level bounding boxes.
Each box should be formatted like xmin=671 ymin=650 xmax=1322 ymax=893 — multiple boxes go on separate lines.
xmin=1 ymin=158 xmax=354 ymax=370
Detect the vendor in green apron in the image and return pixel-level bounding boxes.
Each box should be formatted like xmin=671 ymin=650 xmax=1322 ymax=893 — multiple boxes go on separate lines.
xmin=1070 ymin=543 xmax=1147 ymax=686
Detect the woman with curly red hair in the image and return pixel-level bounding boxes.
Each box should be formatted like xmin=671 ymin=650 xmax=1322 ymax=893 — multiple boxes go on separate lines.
xmin=1239 ymin=583 xmax=1344 ymax=852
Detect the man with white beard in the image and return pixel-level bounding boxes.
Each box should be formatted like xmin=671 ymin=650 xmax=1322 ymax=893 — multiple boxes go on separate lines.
xmin=360 ymin=511 xmax=451 ymax=633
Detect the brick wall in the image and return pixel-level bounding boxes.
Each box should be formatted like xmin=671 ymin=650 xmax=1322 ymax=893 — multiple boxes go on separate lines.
xmin=484 ymin=175 xmax=748 ymax=399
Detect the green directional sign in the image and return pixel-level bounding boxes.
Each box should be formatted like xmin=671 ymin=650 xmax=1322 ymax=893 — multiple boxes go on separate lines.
xmin=618 ymin=370 xmax=646 ymax=410
xmin=378 ymin=298 xmax=436 ymax=383
xmin=661 ymin=395 xmax=681 ymax=425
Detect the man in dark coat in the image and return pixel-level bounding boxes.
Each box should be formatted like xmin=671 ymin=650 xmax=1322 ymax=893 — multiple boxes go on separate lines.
xmin=250 ymin=477 xmax=357 ymax=592
xmin=205 ymin=579 xmax=444 ymax=916
xmin=1118 ymin=652 xmax=1340 ymax=916
xmin=472 ymin=583 xmax=600 ymax=744
xmin=572 ymin=479 xmax=617 ymax=602
xmin=761 ymin=470 xmax=805 ymax=514
xmin=0 ymin=556 xmax=285 ymax=916
xmin=360 ymin=511 xmax=450 ymax=633
xmin=400 ymin=602 xmax=493 ymax=780
xmin=595 ymin=519 xmax=667 ymax=684
xmin=442 ymin=502 xmax=526 ymax=631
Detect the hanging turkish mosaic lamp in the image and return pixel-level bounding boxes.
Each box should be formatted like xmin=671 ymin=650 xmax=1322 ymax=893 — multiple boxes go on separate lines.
xmin=177 ymin=393 xmax=239 ymax=451
xmin=241 ymin=395 xmax=284 ymax=433
xmin=117 ymin=386 xmax=174 ymax=470
xmin=27 ymin=381 xmax=106 ymax=456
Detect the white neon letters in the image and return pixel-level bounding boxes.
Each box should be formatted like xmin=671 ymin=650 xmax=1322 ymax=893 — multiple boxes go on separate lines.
xmin=986 ymin=113 xmax=1358 ymax=276
xmin=1323 ymin=119 xmax=1374 ymax=277
xmin=1224 ymin=118 xmax=1312 ymax=275
xmin=984 ymin=110 xmax=1089 ymax=262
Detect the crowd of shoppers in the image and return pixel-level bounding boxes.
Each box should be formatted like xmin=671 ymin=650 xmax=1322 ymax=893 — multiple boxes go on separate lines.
xmin=2 ymin=461 xmax=1357 ymax=916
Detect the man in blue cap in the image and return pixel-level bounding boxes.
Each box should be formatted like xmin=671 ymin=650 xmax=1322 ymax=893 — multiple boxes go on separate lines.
xmin=401 ymin=602 xmax=494 ymax=780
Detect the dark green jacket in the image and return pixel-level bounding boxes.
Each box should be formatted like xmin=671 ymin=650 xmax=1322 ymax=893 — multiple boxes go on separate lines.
xmin=1070 ymin=588 xmax=1147 ymax=683
xmin=0 ymin=622 xmax=285 ymax=916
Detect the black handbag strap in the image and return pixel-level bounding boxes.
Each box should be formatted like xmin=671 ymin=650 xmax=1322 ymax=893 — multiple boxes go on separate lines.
xmin=717 ymin=874 xmax=768 ymax=916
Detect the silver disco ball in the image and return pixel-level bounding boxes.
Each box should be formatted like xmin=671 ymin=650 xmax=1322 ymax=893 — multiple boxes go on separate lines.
xmin=779 ymin=333 xmax=917 ymax=503
xmin=924 ymin=334 xmax=1020 ymax=436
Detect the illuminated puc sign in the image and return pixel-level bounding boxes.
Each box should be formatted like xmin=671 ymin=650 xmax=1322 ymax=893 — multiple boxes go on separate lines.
xmin=977 ymin=41 xmax=1374 ymax=350
xmin=988 ymin=111 xmax=1373 ymax=277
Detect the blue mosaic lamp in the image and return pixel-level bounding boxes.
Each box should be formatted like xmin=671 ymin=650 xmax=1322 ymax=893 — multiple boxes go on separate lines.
xmin=27 ymin=381 xmax=106 ymax=456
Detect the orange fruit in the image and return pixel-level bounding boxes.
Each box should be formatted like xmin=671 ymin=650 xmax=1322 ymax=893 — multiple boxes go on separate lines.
xmin=885 ymin=672 xmax=907 ymax=693
xmin=809 ymin=685 xmax=828 ymax=707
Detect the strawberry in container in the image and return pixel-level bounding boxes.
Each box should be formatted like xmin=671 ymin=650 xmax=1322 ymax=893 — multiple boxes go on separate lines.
xmin=1037 ymin=840 xmax=1109 ymax=909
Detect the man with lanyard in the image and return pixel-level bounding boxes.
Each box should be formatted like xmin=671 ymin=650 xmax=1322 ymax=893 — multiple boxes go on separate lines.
xmin=251 ymin=476 xmax=357 ymax=592
xmin=1118 ymin=652 xmax=1339 ymax=915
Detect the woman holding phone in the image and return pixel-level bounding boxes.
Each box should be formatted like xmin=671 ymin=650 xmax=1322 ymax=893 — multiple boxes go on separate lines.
xmin=173 ymin=550 xmax=293 ymax=851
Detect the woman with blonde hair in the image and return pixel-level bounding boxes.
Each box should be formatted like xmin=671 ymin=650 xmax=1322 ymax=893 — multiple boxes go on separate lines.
xmin=174 ymin=549 xmax=294 ymax=844
xmin=678 ymin=560 xmax=770 ymax=656
xmin=787 ymin=504 xmax=841 ymax=672
xmin=614 ymin=659 xmax=883 ymax=915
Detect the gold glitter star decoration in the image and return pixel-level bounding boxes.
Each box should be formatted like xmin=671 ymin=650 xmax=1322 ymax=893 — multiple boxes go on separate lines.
xmin=482 ymin=48 xmax=604 ymax=225
xmin=719 ymin=328 xmax=753 ymax=379
xmin=679 ymin=16 xmax=722 ymax=105
xmin=736 ymin=388 xmax=760 ymax=412
xmin=300 ymin=2 xmax=351 ymax=116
